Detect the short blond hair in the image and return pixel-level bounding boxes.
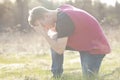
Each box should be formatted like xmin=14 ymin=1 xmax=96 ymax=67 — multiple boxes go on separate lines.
xmin=28 ymin=6 xmax=49 ymax=26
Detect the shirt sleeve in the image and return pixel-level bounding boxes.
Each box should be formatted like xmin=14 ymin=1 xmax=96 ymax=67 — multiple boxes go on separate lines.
xmin=56 ymin=11 xmax=75 ymax=38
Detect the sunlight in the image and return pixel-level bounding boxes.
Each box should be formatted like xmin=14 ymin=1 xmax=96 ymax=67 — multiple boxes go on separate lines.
xmin=0 ymin=0 xmax=3 ymax=3
xmin=100 ymin=0 xmax=116 ymax=6
xmin=10 ymin=0 xmax=15 ymax=3
xmin=0 ymin=0 xmax=15 ymax=3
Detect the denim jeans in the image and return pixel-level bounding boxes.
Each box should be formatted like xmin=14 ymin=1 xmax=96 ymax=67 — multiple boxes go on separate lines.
xmin=51 ymin=49 xmax=64 ymax=77
xmin=51 ymin=49 xmax=105 ymax=80
xmin=80 ymin=51 xmax=105 ymax=80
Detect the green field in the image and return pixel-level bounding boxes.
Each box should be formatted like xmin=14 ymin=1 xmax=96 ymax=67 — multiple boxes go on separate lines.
xmin=0 ymin=27 xmax=120 ymax=80
xmin=0 ymin=51 xmax=120 ymax=80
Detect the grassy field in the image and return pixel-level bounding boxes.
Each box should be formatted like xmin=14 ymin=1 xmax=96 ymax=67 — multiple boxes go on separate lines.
xmin=0 ymin=26 xmax=120 ymax=80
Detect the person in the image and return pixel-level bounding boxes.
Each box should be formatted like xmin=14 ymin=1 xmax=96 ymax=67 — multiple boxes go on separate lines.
xmin=28 ymin=4 xmax=111 ymax=80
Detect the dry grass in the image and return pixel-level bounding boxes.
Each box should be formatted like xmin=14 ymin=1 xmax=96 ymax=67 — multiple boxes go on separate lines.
xmin=0 ymin=25 xmax=120 ymax=80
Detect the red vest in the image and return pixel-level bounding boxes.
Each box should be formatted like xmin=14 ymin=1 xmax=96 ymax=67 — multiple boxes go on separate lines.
xmin=59 ymin=4 xmax=111 ymax=54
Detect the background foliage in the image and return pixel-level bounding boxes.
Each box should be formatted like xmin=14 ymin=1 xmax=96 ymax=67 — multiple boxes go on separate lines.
xmin=0 ymin=0 xmax=120 ymax=33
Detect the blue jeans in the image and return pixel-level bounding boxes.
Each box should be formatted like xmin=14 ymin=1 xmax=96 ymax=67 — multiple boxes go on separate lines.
xmin=51 ymin=49 xmax=105 ymax=80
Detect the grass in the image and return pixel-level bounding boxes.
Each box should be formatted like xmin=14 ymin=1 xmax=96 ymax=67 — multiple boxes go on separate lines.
xmin=0 ymin=53 xmax=81 ymax=80
xmin=0 ymin=26 xmax=120 ymax=80
xmin=0 ymin=51 xmax=120 ymax=80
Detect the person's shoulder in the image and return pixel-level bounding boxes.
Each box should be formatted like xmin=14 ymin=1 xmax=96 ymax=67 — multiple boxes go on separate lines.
xmin=57 ymin=11 xmax=69 ymax=20
xmin=58 ymin=11 xmax=66 ymax=16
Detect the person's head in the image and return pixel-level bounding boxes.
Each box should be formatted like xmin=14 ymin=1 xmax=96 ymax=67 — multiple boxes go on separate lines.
xmin=28 ymin=6 xmax=57 ymax=30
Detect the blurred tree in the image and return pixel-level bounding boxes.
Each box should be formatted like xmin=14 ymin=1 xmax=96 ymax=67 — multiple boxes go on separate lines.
xmin=92 ymin=1 xmax=106 ymax=22
xmin=115 ymin=1 xmax=120 ymax=25
xmin=0 ymin=0 xmax=120 ymax=33
xmin=16 ymin=0 xmax=30 ymax=32
xmin=73 ymin=0 xmax=81 ymax=8
xmin=74 ymin=0 xmax=93 ymax=11
xmin=0 ymin=1 xmax=15 ymax=32
xmin=0 ymin=4 xmax=5 ymax=25
xmin=37 ymin=0 xmax=56 ymax=9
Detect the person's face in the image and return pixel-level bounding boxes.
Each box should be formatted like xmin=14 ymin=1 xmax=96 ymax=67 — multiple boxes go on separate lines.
xmin=31 ymin=20 xmax=42 ymax=33
xmin=33 ymin=13 xmax=55 ymax=32
xmin=43 ymin=13 xmax=56 ymax=29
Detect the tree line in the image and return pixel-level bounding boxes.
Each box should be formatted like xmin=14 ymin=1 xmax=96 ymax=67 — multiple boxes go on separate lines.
xmin=0 ymin=0 xmax=120 ymax=33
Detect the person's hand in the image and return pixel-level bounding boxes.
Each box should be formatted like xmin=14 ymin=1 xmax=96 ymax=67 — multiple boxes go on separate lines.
xmin=47 ymin=29 xmax=57 ymax=40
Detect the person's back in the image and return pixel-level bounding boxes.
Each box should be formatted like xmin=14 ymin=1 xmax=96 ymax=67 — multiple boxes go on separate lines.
xmin=59 ymin=4 xmax=111 ymax=54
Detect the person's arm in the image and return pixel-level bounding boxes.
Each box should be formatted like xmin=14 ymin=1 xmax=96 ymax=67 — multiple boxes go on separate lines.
xmin=44 ymin=12 xmax=75 ymax=54
xmin=38 ymin=25 xmax=68 ymax=54
xmin=43 ymin=29 xmax=68 ymax=54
